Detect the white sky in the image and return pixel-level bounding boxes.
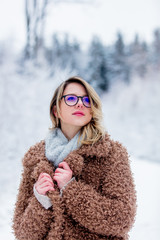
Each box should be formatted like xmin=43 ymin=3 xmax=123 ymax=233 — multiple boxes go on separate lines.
xmin=0 ymin=0 xmax=159 ymax=50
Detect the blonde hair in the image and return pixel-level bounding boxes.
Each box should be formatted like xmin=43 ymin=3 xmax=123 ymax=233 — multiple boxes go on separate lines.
xmin=50 ymin=76 xmax=106 ymax=145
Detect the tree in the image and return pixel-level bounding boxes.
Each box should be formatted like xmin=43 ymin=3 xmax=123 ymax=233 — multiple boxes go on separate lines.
xmin=45 ymin=33 xmax=82 ymax=76
xmin=111 ymin=32 xmax=130 ymax=83
xmin=24 ymin=0 xmax=96 ymax=60
xmin=115 ymin=32 xmax=125 ymax=56
xmin=152 ymin=28 xmax=160 ymax=69
xmin=87 ymin=36 xmax=109 ymax=92
xmin=45 ymin=33 xmax=62 ymax=75
xmin=25 ymin=0 xmax=49 ymax=60
xmin=128 ymin=34 xmax=148 ymax=77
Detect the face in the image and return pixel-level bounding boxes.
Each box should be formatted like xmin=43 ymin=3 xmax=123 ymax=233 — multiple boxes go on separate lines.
xmin=55 ymin=82 xmax=92 ymax=133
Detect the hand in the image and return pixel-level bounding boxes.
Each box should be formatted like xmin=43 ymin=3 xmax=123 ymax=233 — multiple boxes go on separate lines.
xmin=35 ymin=173 xmax=55 ymax=195
xmin=53 ymin=162 xmax=73 ymax=190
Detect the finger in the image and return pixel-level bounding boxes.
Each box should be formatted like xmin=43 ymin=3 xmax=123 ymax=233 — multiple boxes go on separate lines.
xmin=38 ymin=177 xmax=54 ymax=186
xmin=39 ymin=182 xmax=54 ymax=189
xmin=58 ymin=162 xmax=71 ymax=171
xmin=43 ymin=177 xmax=54 ymax=184
xmin=40 ymin=173 xmax=53 ymax=180
xmin=37 ymin=181 xmax=53 ymax=189
xmin=39 ymin=181 xmax=54 ymax=188
xmin=53 ymin=175 xmax=61 ymax=182
xmin=40 ymin=176 xmax=53 ymax=184
xmin=42 ymin=186 xmax=55 ymax=194
xmin=38 ymin=173 xmax=52 ymax=182
xmin=54 ymin=173 xmax=62 ymax=178
xmin=38 ymin=173 xmax=44 ymax=181
xmin=55 ymin=168 xmax=65 ymax=174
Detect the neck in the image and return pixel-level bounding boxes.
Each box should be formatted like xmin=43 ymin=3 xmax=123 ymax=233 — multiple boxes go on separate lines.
xmin=61 ymin=124 xmax=81 ymax=140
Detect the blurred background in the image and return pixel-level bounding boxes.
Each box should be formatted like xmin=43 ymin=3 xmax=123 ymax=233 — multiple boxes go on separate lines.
xmin=0 ymin=0 xmax=160 ymax=239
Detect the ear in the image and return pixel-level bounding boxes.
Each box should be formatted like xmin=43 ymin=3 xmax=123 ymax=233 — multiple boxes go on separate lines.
xmin=52 ymin=105 xmax=57 ymax=117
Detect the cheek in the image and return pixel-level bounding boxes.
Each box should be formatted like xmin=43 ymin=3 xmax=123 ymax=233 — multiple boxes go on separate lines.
xmin=88 ymin=108 xmax=92 ymax=117
xmin=86 ymin=110 xmax=92 ymax=122
xmin=59 ymin=104 xmax=71 ymax=120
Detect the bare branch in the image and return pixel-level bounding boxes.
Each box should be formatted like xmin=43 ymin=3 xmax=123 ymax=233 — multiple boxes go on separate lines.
xmin=24 ymin=0 xmax=97 ymax=60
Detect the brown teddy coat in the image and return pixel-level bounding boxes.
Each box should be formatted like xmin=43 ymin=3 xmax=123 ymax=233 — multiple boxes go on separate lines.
xmin=12 ymin=133 xmax=137 ymax=240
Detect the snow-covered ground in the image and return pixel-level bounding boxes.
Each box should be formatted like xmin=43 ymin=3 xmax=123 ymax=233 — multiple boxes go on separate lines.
xmin=0 ymin=63 xmax=160 ymax=239
xmin=130 ymin=158 xmax=160 ymax=239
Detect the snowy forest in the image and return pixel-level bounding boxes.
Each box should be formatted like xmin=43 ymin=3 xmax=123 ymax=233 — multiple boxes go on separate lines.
xmin=0 ymin=0 xmax=160 ymax=239
xmin=1 ymin=0 xmax=160 ymax=93
xmin=1 ymin=24 xmax=160 ymax=92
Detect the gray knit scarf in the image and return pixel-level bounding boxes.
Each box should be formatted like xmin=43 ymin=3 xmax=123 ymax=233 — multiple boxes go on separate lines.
xmin=45 ymin=128 xmax=82 ymax=168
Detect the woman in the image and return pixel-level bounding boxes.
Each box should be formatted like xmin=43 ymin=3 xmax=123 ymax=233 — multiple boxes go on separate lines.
xmin=12 ymin=76 xmax=137 ymax=240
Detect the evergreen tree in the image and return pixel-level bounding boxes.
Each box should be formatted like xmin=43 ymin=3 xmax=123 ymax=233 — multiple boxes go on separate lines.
xmin=50 ymin=34 xmax=62 ymax=64
xmin=115 ymin=32 xmax=125 ymax=56
xmin=111 ymin=32 xmax=130 ymax=83
xmin=45 ymin=34 xmax=82 ymax=76
xmin=128 ymin=34 xmax=148 ymax=77
xmin=152 ymin=29 xmax=160 ymax=69
xmin=61 ymin=34 xmax=81 ymax=72
xmin=87 ymin=36 xmax=109 ymax=92
xmin=44 ymin=34 xmax=62 ymax=76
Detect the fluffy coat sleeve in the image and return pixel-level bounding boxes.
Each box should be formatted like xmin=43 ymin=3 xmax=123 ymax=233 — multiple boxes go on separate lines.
xmin=12 ymin=146 xmax=54 ymax=240
xmin=61 ymin=141 xmax=137 ymax=238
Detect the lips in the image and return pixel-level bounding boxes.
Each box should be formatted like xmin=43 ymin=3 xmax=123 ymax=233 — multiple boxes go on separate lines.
xmin=72 ymin=111 xmax=85 ymax=116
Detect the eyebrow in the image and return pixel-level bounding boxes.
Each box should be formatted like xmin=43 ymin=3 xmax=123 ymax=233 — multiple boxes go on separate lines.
xmin=65 ymin=93 xmax=88 ymax=96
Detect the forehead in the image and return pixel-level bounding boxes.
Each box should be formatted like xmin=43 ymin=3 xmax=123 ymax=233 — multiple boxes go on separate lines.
xmin=63 ymin=82 xmax=87 ymax=95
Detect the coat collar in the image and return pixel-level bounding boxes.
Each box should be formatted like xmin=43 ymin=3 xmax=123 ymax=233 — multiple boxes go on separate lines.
xmin=31 ymin=133 xmax=111 ymax=181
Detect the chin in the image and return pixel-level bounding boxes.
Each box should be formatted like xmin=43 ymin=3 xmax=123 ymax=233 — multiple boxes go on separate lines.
xmin=74 ymin=121 xmax=89 ymax=127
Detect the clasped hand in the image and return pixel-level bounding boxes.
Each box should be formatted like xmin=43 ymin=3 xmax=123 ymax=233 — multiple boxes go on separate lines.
xmin=35 ymin=162 xmax=72 ymax=195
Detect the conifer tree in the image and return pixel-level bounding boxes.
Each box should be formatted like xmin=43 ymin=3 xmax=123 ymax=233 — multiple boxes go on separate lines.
xmin=87 ymin=36 xmax=109 ymax=91
xmin=111 ymin=32 xmax=130 ymax=83
xmin=128 ymin=34 xmax=148 ymax=77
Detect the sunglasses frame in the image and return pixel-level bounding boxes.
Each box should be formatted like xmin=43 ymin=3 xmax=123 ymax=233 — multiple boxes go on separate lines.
xmin=61 ymin=94 xmax=91 ymax=108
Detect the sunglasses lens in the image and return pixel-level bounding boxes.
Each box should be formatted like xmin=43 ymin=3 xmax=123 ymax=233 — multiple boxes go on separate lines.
xmin=65 ymin=95 xmax=77 ymax=105
xmin=83 ymin=96 xmax=91 ymax=107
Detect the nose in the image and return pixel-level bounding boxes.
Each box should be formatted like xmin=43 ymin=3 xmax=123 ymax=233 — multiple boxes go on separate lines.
xmin=76 ymin=98 xmax=84 ymax=108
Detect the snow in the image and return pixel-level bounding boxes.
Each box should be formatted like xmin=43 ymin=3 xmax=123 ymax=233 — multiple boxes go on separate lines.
xmin=102 ymin=75 xmax=160 ymax=163
xmin=129 ymin=158 xmax=160 ymax=239
xmin=0 ymin=62 xmax=160 ymax=239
